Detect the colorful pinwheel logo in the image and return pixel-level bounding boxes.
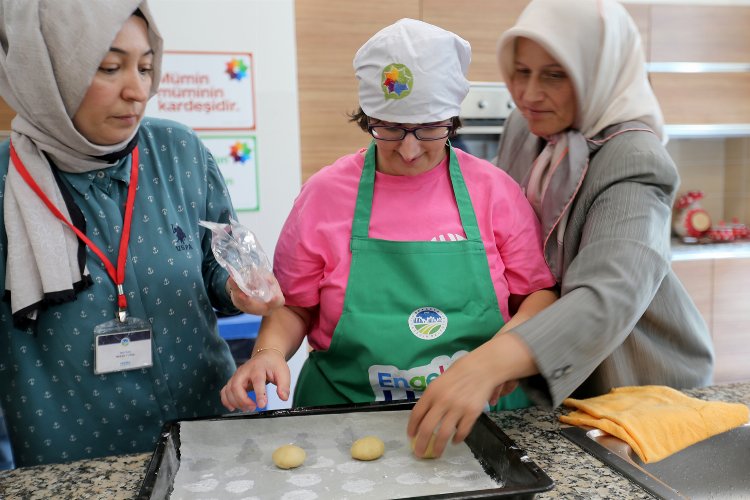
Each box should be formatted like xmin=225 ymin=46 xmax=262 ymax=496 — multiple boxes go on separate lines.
xmin=225 ymin=57 xmax=248 ymax=81
xmin=381 ymin=63 xmax=413 ymax=99
xmin=229 ymin=141 xmax=253 ymax=163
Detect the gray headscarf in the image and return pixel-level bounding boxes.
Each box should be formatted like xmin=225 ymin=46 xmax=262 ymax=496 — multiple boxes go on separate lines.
xmin=0 ymin=0 xmax=163 ymax=323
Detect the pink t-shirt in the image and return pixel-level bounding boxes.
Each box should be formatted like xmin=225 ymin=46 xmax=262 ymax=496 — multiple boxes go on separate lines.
xmin=274 ymin=147 xmax=556 ymax=351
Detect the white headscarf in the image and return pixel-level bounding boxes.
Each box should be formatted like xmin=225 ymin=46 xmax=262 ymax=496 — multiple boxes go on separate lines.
xmin=0 ymin=0 xmax=163 ymax=324
xmin=497 ymin=0 xmax=664 ymax=141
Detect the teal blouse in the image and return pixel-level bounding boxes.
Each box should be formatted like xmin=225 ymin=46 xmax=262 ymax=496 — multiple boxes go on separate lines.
xmin=0 ymin=118 xmax=239 ymax=466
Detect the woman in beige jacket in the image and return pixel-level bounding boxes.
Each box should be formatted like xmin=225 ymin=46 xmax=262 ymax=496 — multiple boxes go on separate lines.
xmin=408 ymin=0 xmax=713 ymax=459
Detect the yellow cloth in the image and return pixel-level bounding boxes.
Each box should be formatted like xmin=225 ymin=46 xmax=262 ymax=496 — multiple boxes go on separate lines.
xmin=559 ymin=385 xmax=749 ymax=463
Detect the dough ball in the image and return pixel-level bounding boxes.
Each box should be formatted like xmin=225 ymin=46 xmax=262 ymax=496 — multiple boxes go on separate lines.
xmin=272 ymin=444 xmax=306 ymax=469
xmin=411 ymin=435 xmax=438 ymax=459
xmin=350 ymin=436 xmax=385 ymax=461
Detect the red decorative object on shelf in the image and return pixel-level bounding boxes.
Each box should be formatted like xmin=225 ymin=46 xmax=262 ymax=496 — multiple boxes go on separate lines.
xmin=731 ymin=217 xmax=750 ymax=240
xmin=673 ymin=191 xmax=711 ymax=240
xmin=708 ymin=221 xmax=735 ymax=242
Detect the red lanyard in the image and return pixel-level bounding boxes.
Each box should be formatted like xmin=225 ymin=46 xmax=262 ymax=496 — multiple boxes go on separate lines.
xmin=9 ymin=141 xmax=140 ymax=322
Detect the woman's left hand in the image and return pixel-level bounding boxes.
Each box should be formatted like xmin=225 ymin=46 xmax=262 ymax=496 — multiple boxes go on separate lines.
xmin=226 ymin=277 xmax=285 ymax=316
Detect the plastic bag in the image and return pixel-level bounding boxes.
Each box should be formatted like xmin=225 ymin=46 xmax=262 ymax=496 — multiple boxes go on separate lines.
xmin=199 ymin=218 xmax=282 ymax=303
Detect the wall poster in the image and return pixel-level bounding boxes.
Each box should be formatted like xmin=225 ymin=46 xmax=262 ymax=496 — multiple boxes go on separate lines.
xmin=146 ymin=51 xmax=259 ymax=211
xmin=199 ymin=134 xmax=259 ymax=211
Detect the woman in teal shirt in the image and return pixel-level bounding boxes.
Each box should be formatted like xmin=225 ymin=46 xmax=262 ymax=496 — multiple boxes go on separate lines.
xmin=0 ymin=0 xmax=279 ymax=466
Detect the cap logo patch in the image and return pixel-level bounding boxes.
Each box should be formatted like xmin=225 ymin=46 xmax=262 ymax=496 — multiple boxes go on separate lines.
xmin=381 ymin=63 xmax=413 ymax=99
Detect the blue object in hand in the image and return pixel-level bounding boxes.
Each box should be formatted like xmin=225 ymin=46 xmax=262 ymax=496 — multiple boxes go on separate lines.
xmin=247 ymin=390 xmax=268 ymax=412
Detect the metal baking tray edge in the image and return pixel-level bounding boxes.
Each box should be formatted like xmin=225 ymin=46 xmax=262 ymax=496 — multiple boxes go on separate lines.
xmin=560 ymin=426 xmax=681 ymax=500
xmin=561 ymin=423 xmax=750 ymax=500
xmin=137 ymin=401 xmax=554 ymax=500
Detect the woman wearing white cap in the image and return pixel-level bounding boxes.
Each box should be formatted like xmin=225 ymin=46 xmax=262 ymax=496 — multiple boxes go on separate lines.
xmin=222 ymin=19 xmax=556 ymax=448
xmin=410 ymin=0 xmax=713 ymax=458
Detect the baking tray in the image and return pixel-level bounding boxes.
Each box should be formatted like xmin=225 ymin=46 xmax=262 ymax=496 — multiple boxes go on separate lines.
xmin=137 ymin=401 xmax=553 ymax=499
xmin=561 ymin=423 xmax=750 ymax=499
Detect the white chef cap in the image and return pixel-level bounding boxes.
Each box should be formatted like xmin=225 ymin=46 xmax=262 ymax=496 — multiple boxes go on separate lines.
xmin=353 ymin=18 xmax=471 ymax=124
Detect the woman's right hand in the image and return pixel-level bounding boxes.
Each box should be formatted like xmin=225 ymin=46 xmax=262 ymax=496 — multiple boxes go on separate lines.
xmin=220 ymin=348 xmax=290 ymax=412
xmin=226 ymin=276 xmax=285 ymax=316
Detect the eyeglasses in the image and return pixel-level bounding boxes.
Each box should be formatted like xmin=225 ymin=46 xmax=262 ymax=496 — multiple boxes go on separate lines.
xmin=367 ymin=124 xmax=452 ymax=141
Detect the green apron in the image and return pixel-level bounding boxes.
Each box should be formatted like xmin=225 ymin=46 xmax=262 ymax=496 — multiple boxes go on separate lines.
xmin=294 ymin=142 xmax=530 ymax=410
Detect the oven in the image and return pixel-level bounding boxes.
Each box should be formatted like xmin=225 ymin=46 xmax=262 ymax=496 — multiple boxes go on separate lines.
xmin=454 ymin=82 xmax=515 ymax=162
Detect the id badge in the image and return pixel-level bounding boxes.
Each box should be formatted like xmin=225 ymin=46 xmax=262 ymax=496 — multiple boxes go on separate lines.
xmin=94 ymin=316 xmax=153 ymax=374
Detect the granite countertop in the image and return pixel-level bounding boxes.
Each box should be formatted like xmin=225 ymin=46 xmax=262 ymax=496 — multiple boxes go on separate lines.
xmin=1 ymin=382 xmax=748 ymax=499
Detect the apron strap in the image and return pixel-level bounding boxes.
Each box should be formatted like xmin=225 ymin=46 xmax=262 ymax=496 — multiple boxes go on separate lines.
xmin=446 ymin=142 xmax=482 ymax=242
xmin=351 ymin=141 xmax=482 ymax=242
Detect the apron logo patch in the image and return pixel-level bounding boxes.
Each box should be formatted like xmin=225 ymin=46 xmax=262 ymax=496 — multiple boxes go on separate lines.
xmin=408 ymin=307 xmax=448 ymax=340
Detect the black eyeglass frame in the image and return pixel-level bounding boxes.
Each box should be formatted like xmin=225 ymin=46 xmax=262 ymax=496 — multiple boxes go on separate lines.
xmin=367 ymin=124 xmax=453 ymax=141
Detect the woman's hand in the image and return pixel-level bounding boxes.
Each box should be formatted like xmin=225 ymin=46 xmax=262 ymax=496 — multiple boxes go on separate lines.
xmin=407 ymin=333 xmax=537 ymax=458
xmin=226 ymin=276 xmax=285 ymax=316
xmin=489 ymin=379 xmax=519 ymax=406
xmin=406 ymin=342 xmax=503 ymax=458
xmin=220 ymin=348 xmax=290 ymax=412
xmin=221 ymin=305 xmax=311 ymax=412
